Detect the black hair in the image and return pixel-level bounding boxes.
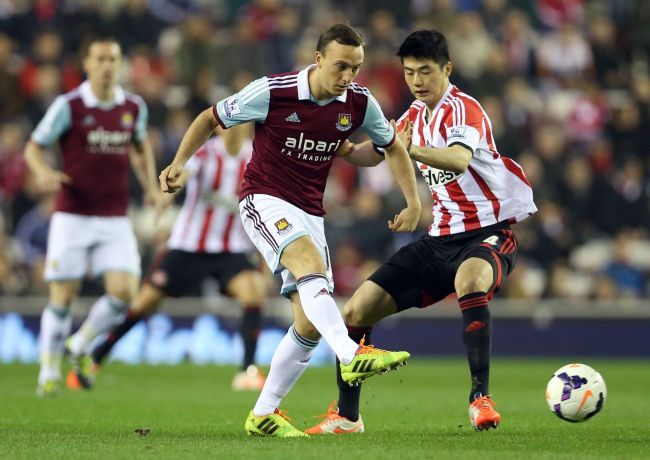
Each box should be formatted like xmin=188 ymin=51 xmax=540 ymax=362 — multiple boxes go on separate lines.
xmin=316 ymin=24 xmax=365 ymax=54
xmin=396 ymin=30 xmax=450 ymax=68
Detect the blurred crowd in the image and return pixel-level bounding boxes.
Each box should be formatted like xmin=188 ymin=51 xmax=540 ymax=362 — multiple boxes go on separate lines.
xmin=1 ymin=0 xmax=649 ymax=300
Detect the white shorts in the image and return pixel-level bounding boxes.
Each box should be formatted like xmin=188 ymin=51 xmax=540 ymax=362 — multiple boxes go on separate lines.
xmin=44 ymin=212 xmax=141 ymax=281
xmin=239 ymin=194 xmax=333 ymax=297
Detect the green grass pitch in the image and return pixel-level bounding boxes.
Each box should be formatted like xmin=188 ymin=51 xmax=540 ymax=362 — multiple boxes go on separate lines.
xmin=1 ymin=359 xmax=648 ymax=459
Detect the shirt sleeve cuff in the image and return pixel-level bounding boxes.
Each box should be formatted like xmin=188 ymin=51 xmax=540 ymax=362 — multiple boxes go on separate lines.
xmin=212 ymin=105 xmax=227 ymax=129
xmin=448 ymin=141 xmax=474 ymax=156
xmin=373 ymin=130 xmax=396 ymax=151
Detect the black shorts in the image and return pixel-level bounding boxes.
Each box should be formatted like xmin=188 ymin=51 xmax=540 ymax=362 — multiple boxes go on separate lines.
xmin=368 ymin=221 xmax=518 ymax=311
xmin=146 ymin=250 xmax=256 ymax=297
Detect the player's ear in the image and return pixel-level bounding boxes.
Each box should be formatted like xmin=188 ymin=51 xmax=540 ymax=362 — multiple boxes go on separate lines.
xmin=315 ymin=51 xmax=323 ymax=68
xmin=444 ymin=62 xmax=452 ymax=78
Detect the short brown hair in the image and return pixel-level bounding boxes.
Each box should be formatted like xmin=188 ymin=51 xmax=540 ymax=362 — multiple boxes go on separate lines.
xmin=81 ymin=35 xmax=120 ymax=58
xmin=316 ymin=24 xmax=365 ymax=54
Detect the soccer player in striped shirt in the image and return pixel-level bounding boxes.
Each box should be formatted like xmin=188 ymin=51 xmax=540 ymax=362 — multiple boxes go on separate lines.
xmin=159 ymin=24 xmax=421 ymax=437
xmin=306 ymin=29 xmax=537 ymax=434
xmin=84 ymin=124 xmax=270 ymax=392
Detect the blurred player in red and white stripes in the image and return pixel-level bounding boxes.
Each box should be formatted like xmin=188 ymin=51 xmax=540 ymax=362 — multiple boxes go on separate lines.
xmin=307 ymin=29 xmax=537 ymax=435
xmin=86 ymin=123 xmax=270 ymax=391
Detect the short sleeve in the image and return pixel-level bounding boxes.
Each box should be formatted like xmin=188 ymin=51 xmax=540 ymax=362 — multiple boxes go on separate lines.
xmin=214 ymin=77 xmax=270 ymax=128
xmin=444 ymin=100 xmax=484 ymax=153
xmin=134 ymin=97 xmax=148 ymax=143
xmin=31 ymin=95 xmax=71 ymax=146
xmin=360 ymin=93 xmax=395 ymax=149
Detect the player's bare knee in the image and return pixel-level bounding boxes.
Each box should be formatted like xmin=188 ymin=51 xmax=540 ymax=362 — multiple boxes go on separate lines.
xmin=455 ymin=276 xmax=489 ymax=298
xmin=342 ymin=299 xmax=370 ymax=326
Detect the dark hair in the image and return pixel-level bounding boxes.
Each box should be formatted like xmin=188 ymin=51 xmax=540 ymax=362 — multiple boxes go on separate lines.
xmin=81 ymin=35 xmax=120 ymax=57
xmin=396 ymin=30 xmax=450 ymax=68
xmin=316 ymin=24 xmax=365 ymax=54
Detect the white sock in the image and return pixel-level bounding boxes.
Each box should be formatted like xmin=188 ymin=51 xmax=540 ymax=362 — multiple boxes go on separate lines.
xmin=67 ymin=295 xmax=127 ymax=355
xmin=296 ymin=274 xmax=358 ymax=365
xmin=38 ymin=304 xmax=73 ymax=384
xmin=253 ymin=325 xmax=318 ymax=416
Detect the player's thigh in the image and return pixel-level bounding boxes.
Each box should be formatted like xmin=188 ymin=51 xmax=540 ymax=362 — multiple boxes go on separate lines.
xmin=103 ymin=270 xmax=139 ymax=303
xmin=342 ymin=280 xmax=398 ymax=327
xmin=368 ymin=238 xmax=453 ymax=312
xmin=44 ymin=212 xmax=92 ymax=282
xmin=289 ymin=291 xmax=320 ymax=341
xmin=280 ymin=235 xmax=326 ymax=277
xmin=90 ymin=217 xmax=141 ymax=281
xmin=240 ymin=194 xmax=333 ymax=297
xmin=48 ymin=279 xmax=83 ymax=307
xmin=455 ymin=227 xmax=518 ymax=297
xmin=225 ymin=269 xmax=267 ymax=306
xmin=239 ymin=194 xmax=311 ymax=275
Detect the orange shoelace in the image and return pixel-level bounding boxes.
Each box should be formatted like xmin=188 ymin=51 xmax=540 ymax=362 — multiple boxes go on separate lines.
xmin=274 ymin=409 xmax=293 ymax=422
xmin=313 ymin=400 xmax=339 ymax=420
xmin=355 ymin=335 xmax=388 ymax=356
xmin=474 ymin=396 xmax=497 ymax=409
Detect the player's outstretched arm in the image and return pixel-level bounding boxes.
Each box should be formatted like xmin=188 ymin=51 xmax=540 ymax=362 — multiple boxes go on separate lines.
xmin=338 ymin=140 xmax=385 ymax=167
xmin=160 ymin=107 xmax=218 ymax=193
xmin=24 ymin=141 xmax=71 ymax=193
xmin=383 ymin=125 xmax=421 ymax=233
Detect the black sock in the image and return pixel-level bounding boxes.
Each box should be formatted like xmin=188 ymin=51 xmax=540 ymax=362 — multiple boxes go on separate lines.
xmin=459 ymin=292 xmax=491 ymax=403
xmin=240 ymin=307 xmax=261 ymax=370
xmin=91 ymin=310 xmax=143 ymax=365
xmin=337 ymin=325 xmax=372 ymax=422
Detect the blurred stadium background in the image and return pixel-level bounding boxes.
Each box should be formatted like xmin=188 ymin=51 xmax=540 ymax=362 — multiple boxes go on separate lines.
xmin=0 ymin=0 xmax=649 ymax=365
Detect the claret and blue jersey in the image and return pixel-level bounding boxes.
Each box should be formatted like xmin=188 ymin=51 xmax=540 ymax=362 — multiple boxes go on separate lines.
xmin=213 ymin=64 xmax=396 ymax=216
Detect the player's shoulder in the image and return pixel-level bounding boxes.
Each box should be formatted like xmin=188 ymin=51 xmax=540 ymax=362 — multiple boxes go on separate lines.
xmin=349 ymin=82 xmax=372 ymax=98
xmin=54 ymin=86 xmax=83 ymax=107
xmin=447 ymin=86 xmax=483 ymax=114
xmin=267 ymin=71 xmax=299 ymax=86
xmin=123 ymin=90 xmax=146 ymax=110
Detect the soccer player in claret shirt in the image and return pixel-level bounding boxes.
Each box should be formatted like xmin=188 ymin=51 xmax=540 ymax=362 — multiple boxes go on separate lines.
xmin=89 ymin=124 xmax=269 ymax=391
xmin=159 ymin=24 xmax=421 ymax=437
xmin=305 ymin=29 xmax=538 ymax=434
xmin=25 ymin=37 xmax=162 ymax=397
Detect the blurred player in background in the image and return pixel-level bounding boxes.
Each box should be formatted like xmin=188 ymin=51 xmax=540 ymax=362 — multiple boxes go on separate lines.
xmin=159 ymin=24 xmax=421 ymax=437
xmin=306 ymin=29 xmax=537 ymax=434
xmin=25 ymin=37 xmax=161 ymax=397
xmin=85 ymin=123 xmax=269 ymax=391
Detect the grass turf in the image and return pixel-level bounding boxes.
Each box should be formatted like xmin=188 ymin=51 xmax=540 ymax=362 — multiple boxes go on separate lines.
xmin=1 ymin=359 xmax=648 ymax=459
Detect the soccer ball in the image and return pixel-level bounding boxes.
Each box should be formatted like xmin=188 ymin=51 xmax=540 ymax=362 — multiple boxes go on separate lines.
xmin=546 ymin=363 xmax=607 ymax=422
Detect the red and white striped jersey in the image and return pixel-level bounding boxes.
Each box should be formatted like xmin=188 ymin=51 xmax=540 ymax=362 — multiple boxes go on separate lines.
xmin=167 ymin=137 xmax=253 ymax=253
xmin=397 ymin=84 xmax=537 ymax=236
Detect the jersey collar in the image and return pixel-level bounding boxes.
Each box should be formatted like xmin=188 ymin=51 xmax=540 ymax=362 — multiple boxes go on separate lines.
xmin=79 ymin=80 xmax=126 ymax=109
xmin=297 ymin=64 xmax=347 ymax=104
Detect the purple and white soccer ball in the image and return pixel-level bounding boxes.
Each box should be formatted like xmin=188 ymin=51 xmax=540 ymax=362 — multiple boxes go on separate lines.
xmin=546 ymin=363 xmax=607 ymax=422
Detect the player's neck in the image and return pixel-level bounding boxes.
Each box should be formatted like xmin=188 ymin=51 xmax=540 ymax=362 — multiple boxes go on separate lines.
xmin=90 ymin=82 xmax=115 ymax=103
xmin=307 ymin=68 xmax=331 ymax=101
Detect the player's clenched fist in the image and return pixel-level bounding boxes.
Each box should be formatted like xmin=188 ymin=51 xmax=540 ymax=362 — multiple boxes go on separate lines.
xmin=388 ymin=205 xmax=420 ymax=232
xmin=159 ymin=163 xmax=188 ymax=193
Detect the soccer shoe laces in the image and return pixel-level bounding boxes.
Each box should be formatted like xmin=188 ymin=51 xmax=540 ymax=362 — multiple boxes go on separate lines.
xmin=274 ymin=409 xmax=293 ymax=422
xmin=474 ymin=395 xmax=497 ymax=409
xmin=313 ymin=401 xmax=339 ymax=420
xmin=355 ymin=336 xmax=388 ymax=356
